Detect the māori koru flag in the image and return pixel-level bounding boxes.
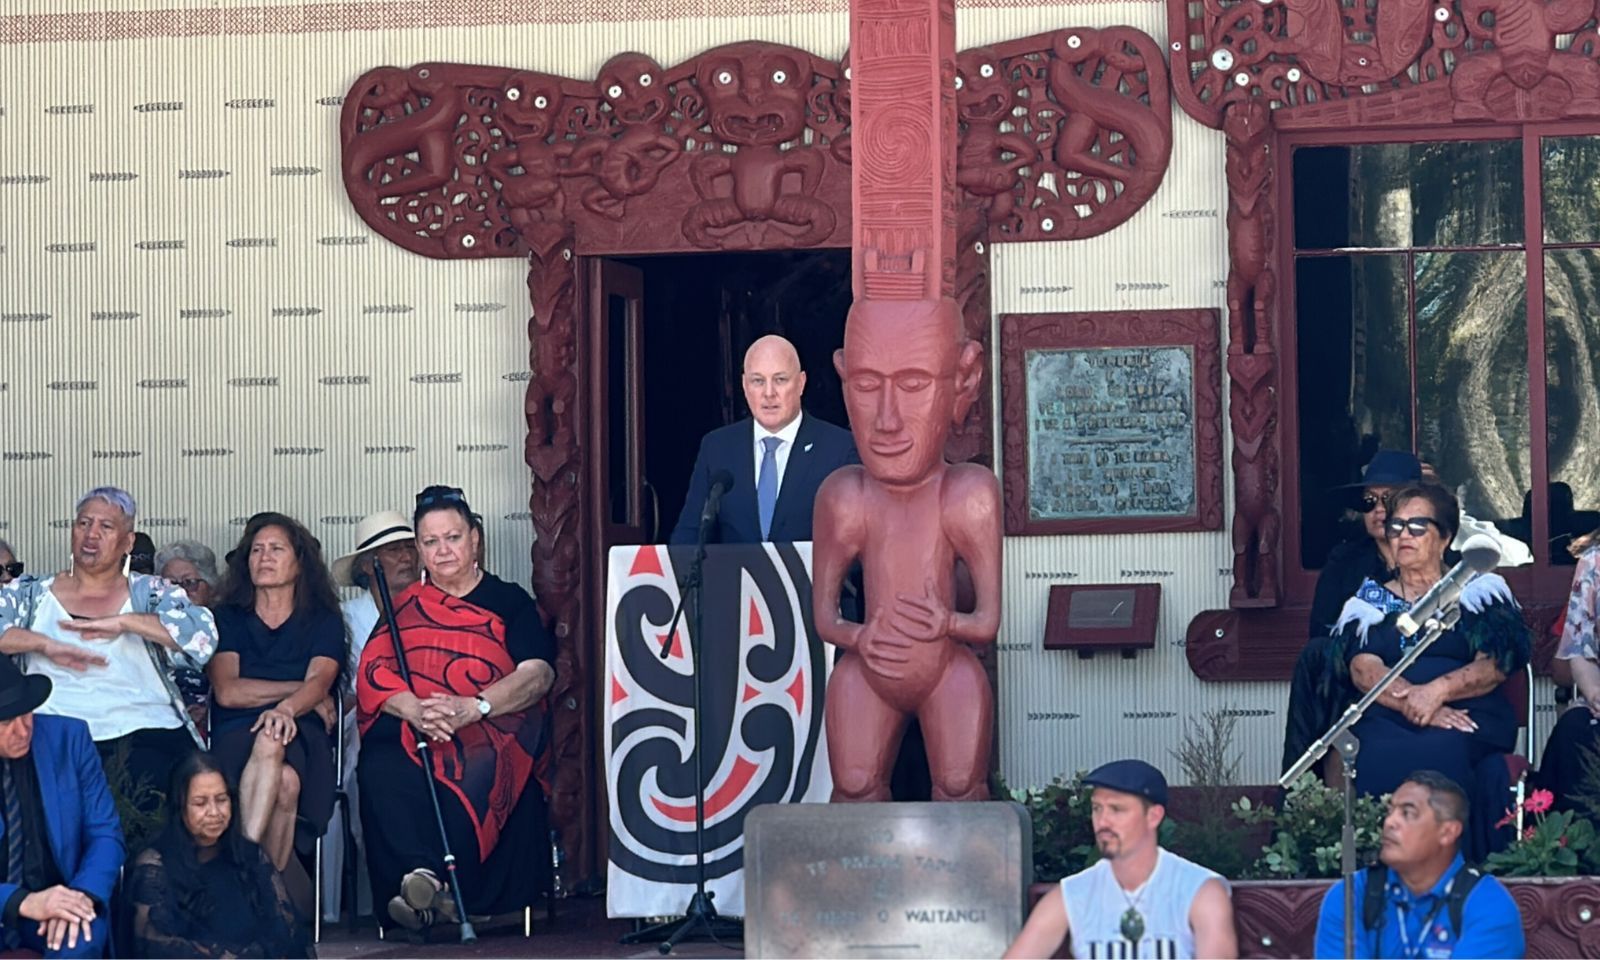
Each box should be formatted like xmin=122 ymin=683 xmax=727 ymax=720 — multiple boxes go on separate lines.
xmin=604 ymin=542 xmax=832 ymax=918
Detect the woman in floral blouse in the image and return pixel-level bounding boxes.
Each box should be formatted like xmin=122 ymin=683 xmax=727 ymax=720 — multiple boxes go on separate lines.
xmin=0 ymin=487 xmax=217 ymax=805
xmin=1536 ymin=525 xmax=1600 ymax=812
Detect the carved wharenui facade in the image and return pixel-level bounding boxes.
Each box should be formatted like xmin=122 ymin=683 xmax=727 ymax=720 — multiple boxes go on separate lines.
xmin=5 ymin=0 xmax=1597 ymax=904
xmin=339 ymin=27 xmax=1173 ymax=872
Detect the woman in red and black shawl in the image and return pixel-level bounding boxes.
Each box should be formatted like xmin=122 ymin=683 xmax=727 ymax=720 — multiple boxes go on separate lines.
xmin=355 ymin=486 xmax=556 ymax=934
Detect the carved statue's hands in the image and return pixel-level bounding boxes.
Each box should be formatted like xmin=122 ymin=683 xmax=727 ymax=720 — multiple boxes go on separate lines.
xmin=856 ymin=621 xmax=915 ymax=682
xmin=889 ymin=579 xmax=953 ymax=644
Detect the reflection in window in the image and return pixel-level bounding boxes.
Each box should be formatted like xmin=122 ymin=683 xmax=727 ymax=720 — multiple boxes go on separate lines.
xmin=1542 ymin=137 xmax=1600 ymax=244
xmin=1545 ymin=249 xmax=1600 ymax=563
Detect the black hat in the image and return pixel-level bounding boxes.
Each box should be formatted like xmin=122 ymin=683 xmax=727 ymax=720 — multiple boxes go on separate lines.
xmin=0 ymin=657 xmax=51 ymax=722
xmin=1339 ymin=450 xmax=1422 ymax=489
xmin=1083 ymin=759 xmax=1168 ymax=807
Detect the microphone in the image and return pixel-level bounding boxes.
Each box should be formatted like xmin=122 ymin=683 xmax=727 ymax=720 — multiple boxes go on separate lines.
xmin=1396 ymin=533 xmax=1503 ymax=638
xmin=697 ymin=469 xmax=735 ymax=543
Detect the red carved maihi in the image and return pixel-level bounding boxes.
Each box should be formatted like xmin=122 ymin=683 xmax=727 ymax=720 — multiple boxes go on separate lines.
xmin=813 ymin=299 xmax=1001 ymax=802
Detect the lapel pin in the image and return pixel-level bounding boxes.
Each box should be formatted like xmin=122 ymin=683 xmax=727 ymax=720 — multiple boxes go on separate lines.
xmin=803 ymin=443 xmax=813 ymax=452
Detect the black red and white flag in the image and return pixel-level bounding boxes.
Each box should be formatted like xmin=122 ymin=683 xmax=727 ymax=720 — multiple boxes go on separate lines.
xmin=605 ymin=542 xmax=832 ymax=918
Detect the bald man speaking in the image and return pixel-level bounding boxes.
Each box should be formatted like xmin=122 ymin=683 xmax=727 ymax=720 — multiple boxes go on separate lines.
xmin=670 ymin=335 xmax=859 ymax=545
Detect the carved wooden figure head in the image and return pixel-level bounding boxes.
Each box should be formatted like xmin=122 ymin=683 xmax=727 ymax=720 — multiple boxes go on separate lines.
xmin=501 ymin=71 xmax=565 ymax=138
xmin=956 ymin=47 xmax=1015 ymax=123
xmin=597 ymin=52 xmax=668 ymax=126
xmin=696 ymin=43 xmax=813 ymax=146
xmin=835 ymin=298 xmax=983 ymax=487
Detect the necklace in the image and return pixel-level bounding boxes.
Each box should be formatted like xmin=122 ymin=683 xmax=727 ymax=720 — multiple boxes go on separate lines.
xmin=1118 ymin=877 xmax=1148 ymax=946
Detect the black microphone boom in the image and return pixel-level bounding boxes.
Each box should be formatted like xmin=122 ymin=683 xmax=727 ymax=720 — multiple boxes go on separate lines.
xmin=1396 ymin=533 xmax=1503 ymax=638
xmin=371 ymin=562 xmax=477 ymax=944
xmin=697 ymin=469 xmax=735 ymax=541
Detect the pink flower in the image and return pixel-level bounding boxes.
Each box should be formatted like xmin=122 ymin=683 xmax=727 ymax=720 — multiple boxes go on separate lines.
xmin=1495 ymin=808 xmax=1514 ymax=829
xmin=1524 ymin=826 xmax=1537 ymax=842
xmin=1560 ymin=836 xmax=1569 ymax=848
xmin=1526 ymin=790 xmax=1555 ymax=814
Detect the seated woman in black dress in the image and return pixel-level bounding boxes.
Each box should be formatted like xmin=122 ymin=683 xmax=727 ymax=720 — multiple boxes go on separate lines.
xmin=356 ymin=486 xmax=556 ymax=933
xmin=1329 ymin=484 xmax=1530 ymax=860
xmin=208 ymin=513 xmax=344 ymax=871
xmin=125 ymin=752 xmax=312 ymax=958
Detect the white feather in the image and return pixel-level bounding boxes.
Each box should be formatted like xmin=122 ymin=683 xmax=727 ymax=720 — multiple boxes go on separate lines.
xmin=1331 ymin=596 xmax=1386 ymax=645
xmin=1460 ymin=572 xmax=1517 ymax=614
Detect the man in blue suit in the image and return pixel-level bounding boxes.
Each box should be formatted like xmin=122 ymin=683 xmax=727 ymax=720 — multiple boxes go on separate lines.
xmin=671 ymin=334 xmax=858 ymax=545
xmin=0 ymin=657 xmax=124 ymax=956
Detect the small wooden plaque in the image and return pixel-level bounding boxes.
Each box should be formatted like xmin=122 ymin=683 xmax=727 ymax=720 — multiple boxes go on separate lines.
xmin=1043 ymin=583 xmax=1161 ymax=655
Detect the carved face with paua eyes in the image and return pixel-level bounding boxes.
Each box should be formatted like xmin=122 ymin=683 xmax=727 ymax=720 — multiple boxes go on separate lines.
xmin=597 ymin=52 xmax=667 ymax=126
xmin=956 ymin=47 xmax=1014 ymax=123
xmin=501 ymin=71 xmax=564 ymax=138
xmin=698 ymin=43 xmax=812 ymax=147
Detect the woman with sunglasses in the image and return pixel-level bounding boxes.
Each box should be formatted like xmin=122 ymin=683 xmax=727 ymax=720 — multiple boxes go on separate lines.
xmin=1280 ymin=451 xmax=1419 ymax=776
xmin=355 ymin=486 xmax=555 ymax=935
xmin=1330 ymin=484 xmax=1530 ymax=860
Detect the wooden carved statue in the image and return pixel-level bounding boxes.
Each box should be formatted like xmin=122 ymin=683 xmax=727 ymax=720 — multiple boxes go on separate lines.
xmin=811 ymin=298 xmax=1002 ymax=802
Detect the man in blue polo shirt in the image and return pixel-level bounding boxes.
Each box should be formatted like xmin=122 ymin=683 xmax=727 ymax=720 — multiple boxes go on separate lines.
xmin=1315 ymin=770 xmax=1523 ymax=958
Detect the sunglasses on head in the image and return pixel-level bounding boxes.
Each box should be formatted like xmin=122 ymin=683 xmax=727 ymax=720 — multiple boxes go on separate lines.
xmin=1385 ymin=516 xmax=1442 ymax=538
xmin=0 ymin=562 xmax=21 ymax=579
xmin=417 ymin=487 xmax=467 ymax=508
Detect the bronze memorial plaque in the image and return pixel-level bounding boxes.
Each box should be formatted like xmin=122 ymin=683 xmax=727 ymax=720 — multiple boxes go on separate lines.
xmin=744 ymin=802 xmax=1033 ymax=959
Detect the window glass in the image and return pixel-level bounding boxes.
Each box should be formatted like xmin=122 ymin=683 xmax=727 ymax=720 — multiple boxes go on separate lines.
xmin=1295 ymin=254 xmax=1412 ymax=567
xmin=1412 ymin=251 xmax=1530 ymax=528
xmin=1545 ymin=248 xmax=1600 ymax=563
xmin=1293 ymin=141 xmax=1523 ymax=250
xmin=1542 ymin=136 xmax=1600 ymax=244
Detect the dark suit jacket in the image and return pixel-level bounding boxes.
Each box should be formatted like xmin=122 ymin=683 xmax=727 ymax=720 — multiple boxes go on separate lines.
xmin=0 ymin=715 xmax=125 ymax=923
xmin=670 ymin=414 xmax=859 ymax=545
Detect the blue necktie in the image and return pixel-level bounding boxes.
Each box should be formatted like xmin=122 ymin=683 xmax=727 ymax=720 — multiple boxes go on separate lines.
xmin=2 ymin=760 xmax=21 ymax=948
xmin=758 ymin=436 xmax=782 ymax=540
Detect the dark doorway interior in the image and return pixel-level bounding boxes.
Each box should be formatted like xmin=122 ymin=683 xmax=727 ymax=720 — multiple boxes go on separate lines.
xmin=623 ymin=248 xmax=853 ymax=539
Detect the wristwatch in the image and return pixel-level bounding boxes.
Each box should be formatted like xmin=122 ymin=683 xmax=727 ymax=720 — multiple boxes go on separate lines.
xmin=474 ymin=696 xmax=492 ymax=719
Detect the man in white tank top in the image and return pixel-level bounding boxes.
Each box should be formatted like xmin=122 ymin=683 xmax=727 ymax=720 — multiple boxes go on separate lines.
xmin=1005 ymin=760 xmax=1237 ymax=960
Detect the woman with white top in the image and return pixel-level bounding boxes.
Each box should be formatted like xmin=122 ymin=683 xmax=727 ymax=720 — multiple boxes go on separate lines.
xmin=0 ymin=487 xmax=217 ymax=808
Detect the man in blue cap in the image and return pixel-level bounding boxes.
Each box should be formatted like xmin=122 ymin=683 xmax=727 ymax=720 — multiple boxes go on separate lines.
xmin=1005 ymin=759 xmax=1236 ymax=960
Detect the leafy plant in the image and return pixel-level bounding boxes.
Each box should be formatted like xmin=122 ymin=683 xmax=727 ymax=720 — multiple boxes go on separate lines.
xmin=1484 ymin=788 xmax=1599 ymax=877
xmin=103 ymin=741 xmax=164 ymax=853
xmin=1235 ymin=773 xmax=1387 ymax=879
xmin=999 ymin=772 xmax=1099 ymax=881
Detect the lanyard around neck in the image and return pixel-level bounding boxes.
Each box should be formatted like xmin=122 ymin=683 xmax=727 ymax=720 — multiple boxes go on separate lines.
xmin=1394 ymin=878 xmax=1453 ymax=960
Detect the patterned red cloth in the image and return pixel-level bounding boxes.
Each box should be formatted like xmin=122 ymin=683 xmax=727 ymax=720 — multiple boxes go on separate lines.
xmin=356 ymin=583 xmax=540 ymax=859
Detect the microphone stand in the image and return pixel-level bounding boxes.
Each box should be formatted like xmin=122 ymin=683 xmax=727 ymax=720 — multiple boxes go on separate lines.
xmin=372 ymin=563 xmax=477 ymax=944
xmin=621 ymin=521 xmax=744 ymax=954
xmin=1282 ymin=598 xmax=1468 ymax=960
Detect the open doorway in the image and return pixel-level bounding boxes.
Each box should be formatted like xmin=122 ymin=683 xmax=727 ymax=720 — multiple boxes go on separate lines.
xmin=617 ymin=248 xmax=853 ymax=540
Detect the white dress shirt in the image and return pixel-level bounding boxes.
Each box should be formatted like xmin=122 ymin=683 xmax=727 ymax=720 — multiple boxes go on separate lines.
xmin=754 ymin=412 xmax=804 ymax=495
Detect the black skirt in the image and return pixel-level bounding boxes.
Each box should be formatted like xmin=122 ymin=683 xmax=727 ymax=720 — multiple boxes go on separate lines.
xmin=356 ymin=731 xmax=548 ymax=924
xmin=211 ymin=716 xmax=336 ymax=855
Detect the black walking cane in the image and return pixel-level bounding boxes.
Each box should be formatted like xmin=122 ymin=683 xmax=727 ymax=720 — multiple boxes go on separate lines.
xmin=372 ymin=562 xmax=478 ymax=943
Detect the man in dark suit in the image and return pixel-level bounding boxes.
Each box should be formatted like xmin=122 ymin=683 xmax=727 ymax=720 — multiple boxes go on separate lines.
xmin=671 ymin=334 xmax=858 ymax=545
xmin=0 ymin=657 xmax=124 ymax=957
